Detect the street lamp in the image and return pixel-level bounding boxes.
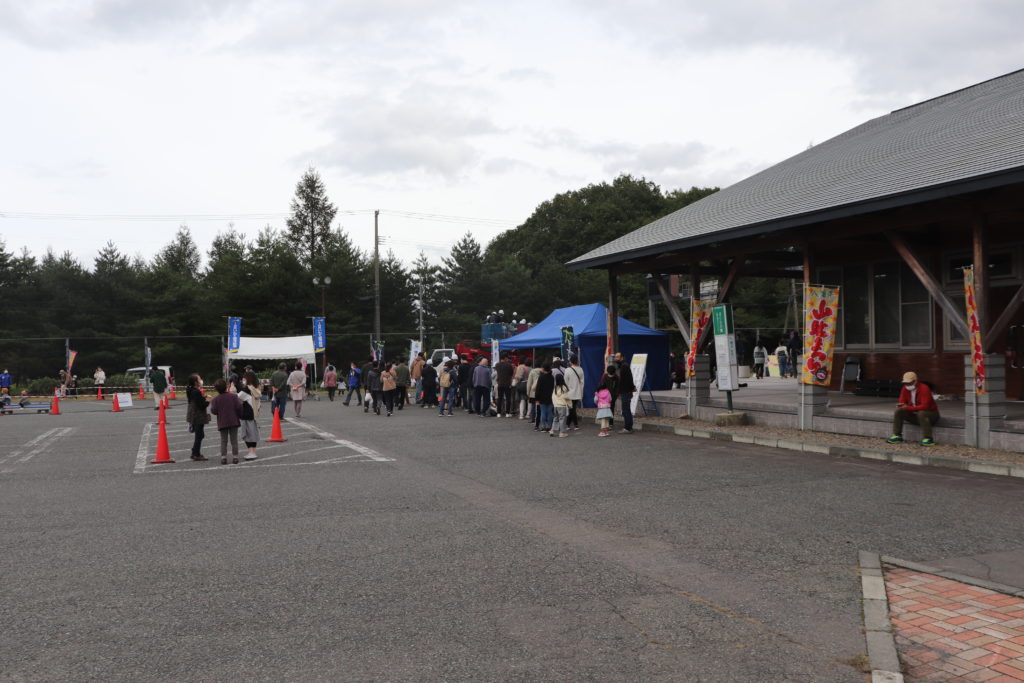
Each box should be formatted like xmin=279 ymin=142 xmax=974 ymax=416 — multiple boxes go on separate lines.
xmin=312 ymin=276 xmax=331 ymax=372
xmin=411 ymin=275 xmax=425 ymax=347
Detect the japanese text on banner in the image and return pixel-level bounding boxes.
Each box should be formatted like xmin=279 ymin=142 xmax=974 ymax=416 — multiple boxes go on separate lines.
xmin=800 ymin=286 xmax=840 ymax=386
xmin=963 ymin=266 xmax=986 ymax=395
xmin=227 ymin=317 xmax=242 ymax=354
xmin=686 ymin=299 xmax=714 ymax=377
xmin=312 ymin=317 xmax=326 ymax=354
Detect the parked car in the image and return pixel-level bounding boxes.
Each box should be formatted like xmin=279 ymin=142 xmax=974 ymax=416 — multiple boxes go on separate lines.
xmin=125 ymin=366 xmax=174 ymax=392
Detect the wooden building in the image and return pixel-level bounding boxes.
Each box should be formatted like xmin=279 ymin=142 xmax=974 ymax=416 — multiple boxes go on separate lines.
xmin=568 ymin=69 xmax=1024 ymax=448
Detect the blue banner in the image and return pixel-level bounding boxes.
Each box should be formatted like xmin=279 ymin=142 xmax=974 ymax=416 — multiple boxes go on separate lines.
xmin=313 ymin=317 xmax=326 ymax=353
xmin=560 ymin=325 xmax=575 ymax=361
xmin=227 ymin=317 xmax=242 ymax=354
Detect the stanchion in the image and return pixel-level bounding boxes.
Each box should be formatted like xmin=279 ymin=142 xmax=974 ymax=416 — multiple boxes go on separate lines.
xmin=51 ymin=389 xmax=61 ymax=416
xmin=266 ymin=407 xmax=286 ymax=442
xmin=111 ymin=394 xmax=123 ymax=412
xmin=150 ymin=402 xmax=174 ymax=464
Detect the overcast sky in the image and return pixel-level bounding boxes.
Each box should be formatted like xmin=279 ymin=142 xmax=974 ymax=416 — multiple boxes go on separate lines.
xmin=1 ymin=0 xmax=1022 ymax=268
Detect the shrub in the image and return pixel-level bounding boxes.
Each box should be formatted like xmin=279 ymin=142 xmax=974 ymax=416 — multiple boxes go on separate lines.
xmin=25 ymin=377 xmax=60 ymax=396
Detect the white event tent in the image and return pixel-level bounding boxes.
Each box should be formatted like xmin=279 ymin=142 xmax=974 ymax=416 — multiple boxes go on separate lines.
xmin=231 ymin=336 xmax=316 ymax=362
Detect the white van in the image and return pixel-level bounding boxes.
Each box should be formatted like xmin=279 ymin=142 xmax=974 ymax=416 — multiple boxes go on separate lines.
xmin=125 ymin=366 xmax=174 ymax=391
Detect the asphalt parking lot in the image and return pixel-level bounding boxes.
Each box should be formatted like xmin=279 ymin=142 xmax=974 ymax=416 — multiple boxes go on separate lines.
xmin=3 ymin=396 xmax=1023 ymax=681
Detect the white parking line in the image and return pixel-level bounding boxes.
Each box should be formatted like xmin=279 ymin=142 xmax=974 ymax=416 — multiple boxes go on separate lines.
xmin=0 ymin=427 xmax=74 ymax=472
xmin=133 ymin=419 xmax=393 ymax=474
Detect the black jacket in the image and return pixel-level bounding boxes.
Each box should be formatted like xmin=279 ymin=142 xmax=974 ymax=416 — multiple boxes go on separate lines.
xmin=535 ymin=373 xmax=555 ymax=404
xmin=617 ymin=361 xmax=636 ymax=393
xmin=458 ymin=361 xmax=473 ymax=387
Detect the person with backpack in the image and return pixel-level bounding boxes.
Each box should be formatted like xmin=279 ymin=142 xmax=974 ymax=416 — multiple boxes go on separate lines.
xmin=752 ymin=342 xmax=768 ymax=379
xmin=270 ymin=362 xmax=289 ymax=417
xmin=380 ymin=363 xmax=397 ymax=416
xmin=394 ymin=358 xmax=411 ymax=410
xmin=438 ymin=360 xmax=458 ymax=416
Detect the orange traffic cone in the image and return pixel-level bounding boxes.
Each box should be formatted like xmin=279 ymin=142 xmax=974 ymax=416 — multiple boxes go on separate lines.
xmin=51 ymin=389 xmax=61 ymax=416
xmin=158 ymin=400 xmax=167 ymax=425
xmin=138 ymin=383 xmax=145 ymax=400
xmin=96 ymin=386 xmax=103 ymax=400
xmin=111 ymin=393 xmax=122 ymax=412
xmin=266 ymin=407 xmax=286 ymax=442
xmin=150 ymin=415 xmax=174 ymax=464
xmin=169 ymin=384 xmax=176 ymax=400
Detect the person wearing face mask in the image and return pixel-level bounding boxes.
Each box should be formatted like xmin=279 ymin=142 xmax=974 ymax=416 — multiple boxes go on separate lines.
xmin=238 ymin=371 xmax=261 ymax=460
xmin=887 ymin=371 xmax=939 ymax=446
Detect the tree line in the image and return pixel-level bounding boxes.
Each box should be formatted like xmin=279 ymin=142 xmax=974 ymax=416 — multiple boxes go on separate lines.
xmin=0 ymin=169 xmax=791 ymax=385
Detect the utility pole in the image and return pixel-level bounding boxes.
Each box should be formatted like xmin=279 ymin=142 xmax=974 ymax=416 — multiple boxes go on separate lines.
xmin=374 ymin=210 xmax=381 ymax=341
xmin=417 ymin=278 xmax=425 ymax=347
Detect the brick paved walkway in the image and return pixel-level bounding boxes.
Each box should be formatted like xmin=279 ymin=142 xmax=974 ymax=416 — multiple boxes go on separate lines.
xmin=885 ymin=565 xmax=1024 ymax=681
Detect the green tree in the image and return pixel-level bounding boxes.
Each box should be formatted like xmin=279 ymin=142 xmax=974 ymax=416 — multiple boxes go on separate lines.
xmin=286 ymin=167 xmax=337 ymax=265
xmin=436 ymin=233 xmax=489 ymax=336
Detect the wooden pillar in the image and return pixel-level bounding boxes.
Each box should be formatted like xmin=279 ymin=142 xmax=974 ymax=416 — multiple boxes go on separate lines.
xmin=608 ymin=269 xmax=619 ymax=355
xmin=802 ymin=243 xmax=815 ymax=288
xmin=886 ymin=231 xmax=970 ymax=339
xmin=972 ymin=213 xmax=989 ymax=335
xmin=655 ymin=275 xmax=691 ymax=346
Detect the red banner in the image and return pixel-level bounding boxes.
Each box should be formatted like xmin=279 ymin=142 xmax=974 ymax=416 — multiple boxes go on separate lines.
xmin=963 ymin=266 xmax=986 ymax=395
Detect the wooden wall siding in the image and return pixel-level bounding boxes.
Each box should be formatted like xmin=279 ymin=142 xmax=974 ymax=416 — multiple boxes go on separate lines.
xmin=830 ymin=351 xmax=1023 ymax=400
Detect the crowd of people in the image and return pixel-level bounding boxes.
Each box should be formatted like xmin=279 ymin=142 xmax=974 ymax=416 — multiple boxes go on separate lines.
xmin=284 ymin=350 xmax=643 ymax=438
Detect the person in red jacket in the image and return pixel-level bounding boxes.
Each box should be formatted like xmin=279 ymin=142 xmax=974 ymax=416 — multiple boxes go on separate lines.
xmin=887 ymin=371 xmax=939 ymax=446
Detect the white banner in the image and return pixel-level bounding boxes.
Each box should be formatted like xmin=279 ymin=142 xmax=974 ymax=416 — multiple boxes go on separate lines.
xmin=409 ymin=339 xmax=422 ymax=364
xmin=629 ymin=353 xmax=647 ymax=415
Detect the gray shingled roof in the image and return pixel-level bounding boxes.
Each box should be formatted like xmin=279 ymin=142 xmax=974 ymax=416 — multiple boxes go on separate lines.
xmin=568 ymin=68 xmax=1024 ymax=270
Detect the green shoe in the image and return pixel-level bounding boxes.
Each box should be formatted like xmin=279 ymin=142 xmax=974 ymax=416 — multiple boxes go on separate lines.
xmin=920 ymin=438 xmax=935 ymax=447
xmin=886 ymin=435 xmax=904 ymax=444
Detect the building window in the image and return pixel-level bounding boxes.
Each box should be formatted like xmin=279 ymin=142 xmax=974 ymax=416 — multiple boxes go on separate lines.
xmin=821 ymin=262 xmax=933 ymax=350
xmin=844 ymin=265 xmax=870 ymax=346
xmin=873 ymin=262 xmax=900 ymax=346
xmin=945 ymin=252 xmax=1015 ymax=285
xmin=901 ymin=264 xmax=931 ymax=347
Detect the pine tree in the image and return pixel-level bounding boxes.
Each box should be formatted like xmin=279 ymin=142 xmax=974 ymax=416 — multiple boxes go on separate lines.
xmin=286 ymin=167 xmax=337 ymax=265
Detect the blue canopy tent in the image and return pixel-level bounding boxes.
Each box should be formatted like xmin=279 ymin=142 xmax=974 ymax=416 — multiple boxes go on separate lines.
xmin=499 ymin=303 xmax=670 ymax=407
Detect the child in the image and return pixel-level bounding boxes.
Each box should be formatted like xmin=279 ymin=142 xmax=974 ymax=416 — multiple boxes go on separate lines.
xmin=551 ymin=374 xmax=571 ymax=437
xmin=238 ymin=371 xmax=261 ymax=461
xmin=594 ymin=380 xmax=613 ymax=437
xmin=209 ymin=378 xmax=242 ymax=465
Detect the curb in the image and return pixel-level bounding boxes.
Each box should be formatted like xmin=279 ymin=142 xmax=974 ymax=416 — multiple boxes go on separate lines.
xmin=881 ymin=555 xmax=1024 ymax=598
xmin=858 ymin=551 xmax=904 ymax=683
xmin=633 ymin=421 xmax=1024 ymax=480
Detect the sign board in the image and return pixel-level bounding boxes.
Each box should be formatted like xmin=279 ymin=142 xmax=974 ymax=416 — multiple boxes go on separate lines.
xmin=227 ymin=317 xmax=242 ymax=354
xmin=629 ymin=353 xmax=648 ymax=414
xmin=312 ymin=317 xmax=326 ymax=354
xmin=492 ymin=338 xmax=500 ymax=367
xmin=711 ymin=303 xmax=739 ymax=392
xmin=686 ymin=299 xmax=714 ymax=377
xmin=409 ymin=339 xmax=422 ymax=364
xmin=560 ymin=326 xmax=575 ymax=361
xmin=116 ymin=393 xmax=133 ymax=408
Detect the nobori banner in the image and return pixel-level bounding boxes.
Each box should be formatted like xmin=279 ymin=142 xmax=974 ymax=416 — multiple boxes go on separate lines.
xmin=312 ymin=317 xmax=326 ymax=354
xmin=227 ymin=317 xmax=242 ymax=354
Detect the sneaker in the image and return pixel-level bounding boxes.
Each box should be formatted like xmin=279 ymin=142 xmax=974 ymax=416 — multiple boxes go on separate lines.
xmin=618 ymin=429 xmax=634 ymax=434
xmin=920 ymin=438 xmax=936 ymax=447
xmin=598 ymin=432 xmax=609 ymax=437
xmin=558 ymin=433 xmax=568 ymax=438
xmin=885 ymin=435 xmax=904 ymax=444
xmin=243 ymin=454 xmax=257 ymax=461
xmin=549 ymin=432 xmax=556 ymax=437
xmin=573 ymin=427 xmax=581 ymax=431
